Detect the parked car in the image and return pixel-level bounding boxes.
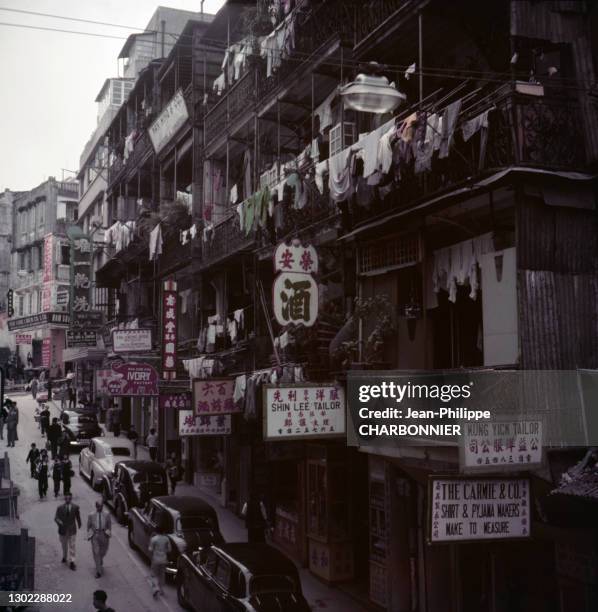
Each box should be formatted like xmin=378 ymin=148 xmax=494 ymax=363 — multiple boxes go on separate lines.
xmin=128 ymin=496 xmax=224 ymax=577
xmin=101 ymin=460 xmax=168 ymax=525
xmin=78 ymin=437 xmax=134 ymax=490
xmin=61 ymin=410 xmax=103 ymax=450
xmin=177 ymin=543 xmax=310 ymax=611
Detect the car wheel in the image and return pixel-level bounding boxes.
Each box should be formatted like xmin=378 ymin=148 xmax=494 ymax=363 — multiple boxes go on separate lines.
xmin=177 ymin=575 xmax=190 ymax=610
xmin=127 ymin=525 xmax=137 ymax=551
xmin=115 ymin=500 xmax=126 ymax=525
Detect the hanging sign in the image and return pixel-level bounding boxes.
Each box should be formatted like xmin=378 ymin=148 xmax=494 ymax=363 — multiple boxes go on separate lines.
xmin=461 ymin=420 xmax=542 ymax=472
xmin=41 ymin=338 xmax=51 ymax=368
xmin=178 ymin=409 xmax=231 ymax=436
xmin=263 ymin=383 xmax=346 ymax=440
xmin=15 ymin=334 xmax=32 ymax=345
xmin=274 ymin=242 xmax=318 ymax=274
xmin=69 ymin=234 xmax=92 ymax=318
xmin=159 ymin=392 xmax=191 ymax=410
xmin=66 ymin=330 xmax=97 ymax=348
xmin=428 ymin=477 xmax=531 ymax=543
xmin=192 ymin=378 xmax=240 ymax=415
xmin=162 ymin=279 xmax=178 ymax=379
xmin=113 ymin=329 xmax=153 ymax=353
xmin=95 ymin=362 xmax=159 ymax=396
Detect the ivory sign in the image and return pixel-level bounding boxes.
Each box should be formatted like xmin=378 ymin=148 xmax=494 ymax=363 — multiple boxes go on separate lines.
xmin=263 ymin=384 xmax=345 ymax=440
xmin=461 ymin=420 xmax=542 ymax=471
xmin=429 ymin=478 xmax=530 ymax=543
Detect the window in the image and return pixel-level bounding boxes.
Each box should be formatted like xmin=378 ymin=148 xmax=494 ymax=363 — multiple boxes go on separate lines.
xmin=37 ymin=290 xmax=43 ymax=312
xmin=38 ymin=202 xmax=45 ymax=229
xmin=60 ymin=245 xmax=70 ymax=266
xmin=57 ymin=202 xmax=67 ymax=221
xmin=214 ymin=558 xmax=231 ymax=589
xmin=204 ymin=551 xmax=218 ymax=576
xmin=28 ymin=293 xmax=33 ymax=314
xmin=18 ymin=296 xmax=24 ymax=316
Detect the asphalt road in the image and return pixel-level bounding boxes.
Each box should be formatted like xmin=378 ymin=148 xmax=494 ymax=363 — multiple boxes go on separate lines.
xmin=5 ymin=392 xmax=185 ymax=612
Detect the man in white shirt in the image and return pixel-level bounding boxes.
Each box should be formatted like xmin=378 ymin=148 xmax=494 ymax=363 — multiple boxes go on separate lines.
xmin=87 ymin=500 xmax=112 ymax=578
xmin=146 ymin=428 xmax=159 ymax=461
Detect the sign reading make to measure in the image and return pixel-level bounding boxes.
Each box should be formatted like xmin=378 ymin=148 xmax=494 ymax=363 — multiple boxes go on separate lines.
xmin=461 ymin=420 xmax=543 ymax=472
xmin=263 ymin=383 xmax=346 ymax=441
xmin=112 ymin=329 xmax=152 ymax=353
xmin=95 ymin=362 xmax=158 ymax=397
xmin=429 ymin=477 xmax=531 ymax=544
xmin=149 ymin=89 xmax=189 ymax=154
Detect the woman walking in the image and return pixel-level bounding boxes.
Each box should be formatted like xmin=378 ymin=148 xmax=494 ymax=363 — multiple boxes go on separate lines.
xmin=52 ymin=457 xmax=63 ymax=498
xmin=165 ymin=452 xmax=184 ymax=494
xmin=37 ymin=450 xmax=49 ymax=499
xmin=61 ymin=454 xmax=73 ymax=496
xmin=148 ymin=525 xmax=171 ymax=598
xmin=5 ymin=405 xmax=18 ymax=448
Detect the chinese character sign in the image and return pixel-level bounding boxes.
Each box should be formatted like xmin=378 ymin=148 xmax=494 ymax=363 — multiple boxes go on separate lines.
xmin=95 ymin=362 xmax=158 ymax=396
xmin=41 ymin=337 xmax=51 ymax=368
xmin=429 ymin=478 xmax=530 ymax=543
xmin=274 ymin=242 xmax=318 ymax=274
xmin=273 ymin=241 xmax=319 ymax=328
xmin=159 ymin=393 xmax=191 ymax=410
xmin=192 ymin=378 xmax=239 ymax=415
xmin=178 ymin=409 xmax=232 ymax=436
xmin=70 ymin=235 xmax=92 ymax=319
xmin=43 ymin=234 xmax=54 ymax=283
xmin=462 ymin=421 xmax=542 ymax=470
xmin=162 ymin=280 xmax=178 ymax=379
xmin=263 ymin=384 xmax=346 ymax=440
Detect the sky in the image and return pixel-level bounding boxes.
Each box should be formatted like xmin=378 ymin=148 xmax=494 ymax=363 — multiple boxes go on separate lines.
xmin=0 ymin=0 xmax=225 ymax=191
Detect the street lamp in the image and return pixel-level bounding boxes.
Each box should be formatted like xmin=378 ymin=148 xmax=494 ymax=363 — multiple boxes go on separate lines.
xmin=340 ymin=65 xmax=406 ymax=114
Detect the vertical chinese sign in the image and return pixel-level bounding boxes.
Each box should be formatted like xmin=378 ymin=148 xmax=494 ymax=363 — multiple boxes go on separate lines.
xmin=70 ymin=235 xmax=92 ymax=317
xmin=42 ymin=234 xmax=54 ymax=312
xmin=273 ymin=241 xmax=319 ymax=328
xmin=162 ymin=279 xmax=178 ymax=379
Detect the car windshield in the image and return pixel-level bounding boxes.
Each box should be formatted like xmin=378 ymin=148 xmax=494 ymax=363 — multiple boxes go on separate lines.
xmin=175 ymin=515 xmax=216 ymax=531
xmin=76 ymin=415 xmax=97 ymax=424
xmin=249 ymin=575 xmax=296 ymax=595
xmin=132 ymin=472 xmax=164 ymax=484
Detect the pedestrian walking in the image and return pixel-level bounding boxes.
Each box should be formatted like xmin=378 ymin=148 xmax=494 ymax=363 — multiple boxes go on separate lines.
xmin=147 ymin=428 xmax=158 ymax=461
xmin=61 ymin=454 xmax=73 ymax=496
xmin=241 ymin=496 xmax=270 ymax=543
xmin=148 ymin=525 xmax=171 ymax=598
xmin=37 ymin=450 xmax=49 ymax=499
xmin=165 ymin=452 xmax=184 ymax=494
xmin=47 ymin=418 xmax=62 ymax=459
xmin=26 ymin=443 xmax=40 ymax=478
xmin=112 ymin=410 xmax=121 ymax=438
xmin=68 ymin=384 xmax=76 ymax=410
xmin=47 ymin=377 xmax=53 ymax=401
xmin=0 ymin=403 xmax=7 ymax=440
xmin=39 ymin=404 xmax=50 ymax=438
xmin=93 ymin=589 xmax=115 ymax=612
xmin=54 ymin=493 xmax=81 ymax=571
xmin=5 ymin=404 xmax=18 ymax=447
xmin=52 ymin=457 xmax=63 ymax=497
xmin=59 ymin=431 xmax=70 ymax=458
xmin=126 ymin=426 xmax=139 ymax=459
xmin=87 ymin=500 xmax=112 ymax=578
xmin=31 ymin=377 xmax=38 ymax=400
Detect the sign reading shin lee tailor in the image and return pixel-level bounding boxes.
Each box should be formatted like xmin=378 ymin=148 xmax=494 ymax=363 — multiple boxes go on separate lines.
xmin=95 ymin=362 xmax=158 ymax=396
xmin=429 ymin=477 xmax=531 ymax=543
xmin=263 ymin=383 xmax=346 ymax=440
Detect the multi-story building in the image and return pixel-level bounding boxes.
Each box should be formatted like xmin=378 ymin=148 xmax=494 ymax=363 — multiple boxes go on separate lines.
xmin=0 ymin=188 xmax=16 ymax=312
xmin=83 ymin=2 xmax=598 ymax=611
xmin=7 ymin=178 xmax=78 ymax=376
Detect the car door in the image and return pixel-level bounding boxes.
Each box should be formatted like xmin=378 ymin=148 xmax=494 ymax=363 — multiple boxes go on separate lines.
xmin=138 ymin=501 xmax=159 ymax=556
xmin=203 ymin=551 xmax=235 ymax=611
xmin=80 ymin=442 xmax=92 ymax=475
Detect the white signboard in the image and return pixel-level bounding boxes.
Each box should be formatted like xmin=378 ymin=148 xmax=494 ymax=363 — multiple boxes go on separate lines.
xmin=263 ymin=384 xmax=345 ymax=440
xmin=273 ymin=272 xmax=318 ymax=328
xmin=178 ymin=409 xmax=231 ymax=436
xmin=429 ymin=478 xmax=530 ymax=543
xmin=274 ymin=241 xmax=318 ymax=274
xmin=15 ymin=334 xmax=32 ymax=345
xmin=112 ymin=329 xmax=152 ymax=353
xmin=461 ymin=420 xmax=542 ymax=471
xmin=149 ymin=89 xmax=189 ymax=154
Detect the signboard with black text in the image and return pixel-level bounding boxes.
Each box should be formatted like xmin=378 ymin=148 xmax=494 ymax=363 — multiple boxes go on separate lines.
xmin=67 ymin=330 xmax=98 ymax=348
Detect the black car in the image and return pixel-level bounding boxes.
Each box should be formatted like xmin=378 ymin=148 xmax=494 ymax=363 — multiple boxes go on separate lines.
xmin=101 ymin=460 xmax=168 ymax=524
xmin=177 ymin=543 xmax=310 ymax=612
xmin=128 ymin=496 xmax=224 ymax=577
xmin=61 ymin=410 xmax=103 ymax=450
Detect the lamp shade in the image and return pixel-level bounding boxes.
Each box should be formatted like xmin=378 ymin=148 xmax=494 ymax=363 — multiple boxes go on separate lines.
xmin=340 ymin=73 xmax=406 ymax=114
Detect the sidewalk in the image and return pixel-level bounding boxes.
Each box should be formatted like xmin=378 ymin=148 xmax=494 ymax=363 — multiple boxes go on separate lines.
xmin=132 ymin=444 xmax=369 ymax=612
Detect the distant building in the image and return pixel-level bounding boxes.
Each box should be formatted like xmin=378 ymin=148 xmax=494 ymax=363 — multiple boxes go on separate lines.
xmin=0 ymin=188 xmax=16 ymax=312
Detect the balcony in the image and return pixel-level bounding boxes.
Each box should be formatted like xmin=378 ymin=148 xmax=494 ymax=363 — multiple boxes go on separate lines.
xmin=204 ymin=70 xmax=256 ymax=148
xmin=108 ymin=130 xmax=153 ymax=188
xmin=351 ymin=83 xmax=586 ymax=228
xmin=200 ymin=212 xmax=257 ymax=269
xmin=353 ymin=0 xmax=409 ymax=50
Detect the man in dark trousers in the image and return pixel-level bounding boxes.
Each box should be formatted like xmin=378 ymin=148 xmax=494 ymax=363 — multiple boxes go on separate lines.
xmin=47 ymin=418 xmax=62 ymax=460
xmin=39 ymin=404 xmax=50 ymax=438
xmin=54 ymin=493 xmax=81 ymax=571
xmin=25 ymin=443 xmax=40 ymax=478
xmin=241 ymin=496 xmax=270 ymax=543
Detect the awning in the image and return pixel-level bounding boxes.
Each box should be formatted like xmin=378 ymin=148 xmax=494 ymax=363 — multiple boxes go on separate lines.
xmin=63 ymin=347 xmax=107 ymax=363
xmin=339 ymin=167 xmax=597 ymax=242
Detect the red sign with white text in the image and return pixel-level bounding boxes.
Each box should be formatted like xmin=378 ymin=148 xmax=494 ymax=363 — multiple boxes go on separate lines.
xmin=162 ymin=280 xmax=178 ymax=380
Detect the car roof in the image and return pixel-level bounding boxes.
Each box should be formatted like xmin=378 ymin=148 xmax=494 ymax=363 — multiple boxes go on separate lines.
xmin=152 ymin=496 xmax=217 ymax=516
xmin=117 ymin=460 xmax=165 ymax=473
xmin=214 ymin=544 xmax=298 ymax=576
xmin=91 ymin=437 xmax=134 ymax=449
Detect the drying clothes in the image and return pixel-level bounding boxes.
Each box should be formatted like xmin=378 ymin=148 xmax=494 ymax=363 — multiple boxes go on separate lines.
xmin=260 ymin=33 xmax=278 ymax=78
xmin=243 ymin=149 xmax=252 ymax=201
xmin=233 ymin=44 xmax=248 ymax=81
xmin=315 ymin=89 xmax=337 ymax=131
xmin=236 ymin=202 xmax=245 ymax=231
xmin=399 ymin=112 xmax=418 ymax=143
xmin=315 ymin=160 xmax=328 ymax=194
xmin=439 ymin=99 xmax=462 ymax=159
xmin=255 ymin=187 xmax=271 ymax=227
xmin=286 ymin=173 xmax=308 ymax=210
xmin=432 ymin=248 xmax=450 ymax=295
xmin=328 ymin=149 xmax=353 ymax=203
xmin=245 ymin=377 xmax=257 ymax=419
xmin=279 ymin=331 xmax=290 ymax=348
xmin=244 ymin=196 xmax=256 ymax=235
xmin=213 ymin=73 xmax=226 ymax=95
xmin=433 ymin=239 xmax=479 ymax=303
xmin=461 ymin=109 xmax=490 ymax=142
xmin=362 ymin=129 xmax=382 ymax=178
xmin=311 ymin=138 xmax=320 ymax=163
xmin=180 ymin=229 xmax=189 ymax=245
xmin=377 ymin=125 xmax=395 ymax=174
xmin=227 ymin=319 xmax=238 ymax=342
xmin=234 ymin=308 xmax=245 ymax=329
xmin=230 ymin=184 xmax=238 ymax=205
xmin=233 ymin=375 xmax=247 ymax=404
xmin=189 ymin=224 xmax=197 ymax=240
xmin=414 ymin=113 xmax=438 ymax=174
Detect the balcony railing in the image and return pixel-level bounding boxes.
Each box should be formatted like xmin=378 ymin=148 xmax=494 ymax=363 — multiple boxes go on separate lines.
xmin=200 ymin=212 xmax=256 ymax=269
xmin=204 ymin=70 xmax=256 ymax=147
xmin=108 ymin=130 xmax=153 ymax=188
xmin=353 ymin=0 xmax=408 ymax=49
xmin=352 ymin=84 xmax=585 ymax=227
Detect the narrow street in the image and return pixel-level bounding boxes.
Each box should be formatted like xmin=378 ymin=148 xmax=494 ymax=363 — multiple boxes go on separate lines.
xmin=5 ymin=392 xmax=185 ymax=612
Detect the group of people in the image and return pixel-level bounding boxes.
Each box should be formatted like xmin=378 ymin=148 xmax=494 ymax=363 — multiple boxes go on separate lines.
xmin=0 ymin=398 xmax=19 ymax=446
xmin=26 ymin=442 xmax=73 ymax=499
